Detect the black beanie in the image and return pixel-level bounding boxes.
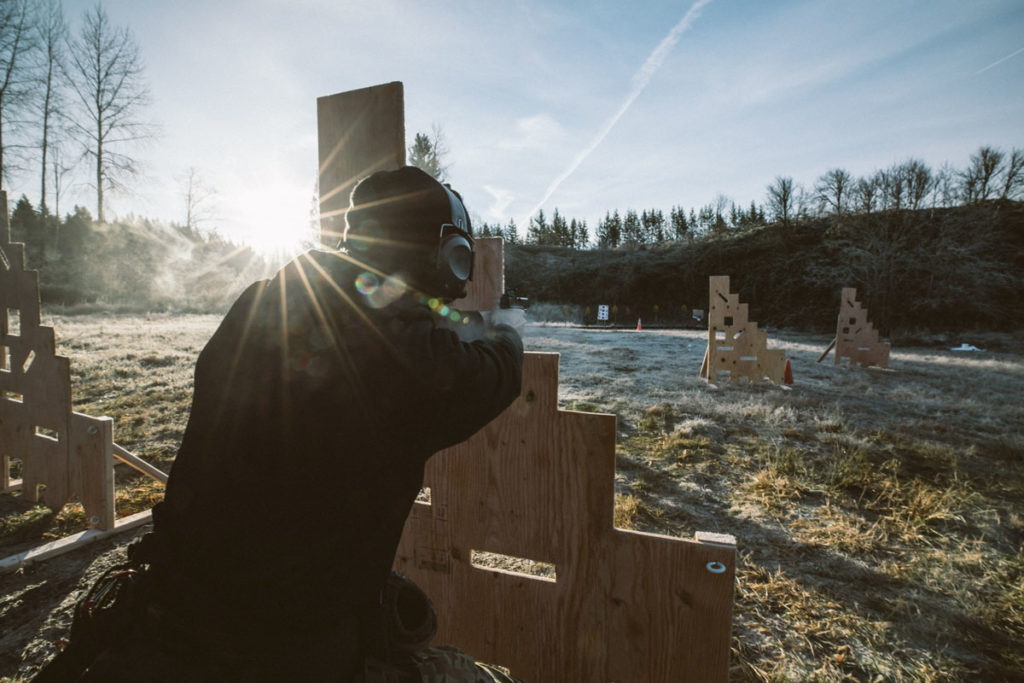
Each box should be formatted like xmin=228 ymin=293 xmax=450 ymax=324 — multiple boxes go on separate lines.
xmin=344 ymin=166 xmax=469 ymax=257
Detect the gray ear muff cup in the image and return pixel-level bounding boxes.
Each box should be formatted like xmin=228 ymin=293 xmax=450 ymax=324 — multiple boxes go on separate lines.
xmin=437 ymin=231 xmax=474 ymax=298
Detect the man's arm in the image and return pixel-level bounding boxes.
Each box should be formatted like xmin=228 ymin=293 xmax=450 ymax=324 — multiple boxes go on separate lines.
xmin=403 ymin=314 xmax=524 ymax=454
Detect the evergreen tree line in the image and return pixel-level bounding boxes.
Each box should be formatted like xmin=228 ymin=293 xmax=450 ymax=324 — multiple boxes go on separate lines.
xmin=503 ymin=199 xmax=1024 ymax=334
xmin=479 ymin=145 xmax=1024 ymax=249
xmin=8 ymin=194 xmax=274 ymax=311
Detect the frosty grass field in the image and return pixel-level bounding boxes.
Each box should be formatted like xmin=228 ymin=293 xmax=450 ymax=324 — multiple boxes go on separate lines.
xmin=1 ymin=313 xmax=1022 ymax=681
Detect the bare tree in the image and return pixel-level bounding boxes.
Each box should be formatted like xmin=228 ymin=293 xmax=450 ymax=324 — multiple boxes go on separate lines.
xmin=879 ymin=166 xmax=906 ymax=210
xmin=0 ymin=0 xmax=38 ymax=184
xmin=933 ymin=162 xmax=957 ymax=208
xmin=50 ymin=138 xmax=71 ymax=217
xmin=64 ymin=3 xmax=154 ymax=222
xmin=960 ymin=145 xmax=1003 ymax=204
xmin=852 ymin=175 xmax=879 ymax=214
xmin=179 ymin=166 xmax=216 ymax=234
xmin=794 ymin=183 xmax=813 ymax=219
xmin=901 ymin=159 xmax=933 ymax=210
xmin=766 ymin=176 xmax=795 ymax=226
xmin=815 ymin=168 xmax=852 ymax=215
xmin=1000 ymin=148 xmax=1024 ymax=200
xmin=407 ymin=123 xmax=449 ymax=181
xmin=34 ymin=0 xmax=66 ymax=214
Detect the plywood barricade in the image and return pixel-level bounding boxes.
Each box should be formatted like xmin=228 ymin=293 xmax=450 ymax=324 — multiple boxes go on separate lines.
xmin=834 ymin=288 xmax=890 ymax=368
xmin=394 ymin=352 xmax=736 ymax=682
xmin=700 ymin=275 xmax=786 ymax=384
xmin=0 ymin=190 xmax=167 ymax=571
xmin=321 ymin=82 xmax=738 ymax=680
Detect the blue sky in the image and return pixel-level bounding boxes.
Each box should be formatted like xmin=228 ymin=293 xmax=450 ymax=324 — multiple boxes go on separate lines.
xmin=31 ymin=0 xmax=1024 ymax=251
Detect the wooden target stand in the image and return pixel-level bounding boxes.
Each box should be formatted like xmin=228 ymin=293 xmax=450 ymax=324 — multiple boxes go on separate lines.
xmin=0 ymin=192 xmax=168 ymax=572
xmin=320 ymin=83 xmax=736 ymax=681
xmin=817 ymin=287 xmax=890 ymax=368
xmin=699 ymin=275 xmax=788 ymax=384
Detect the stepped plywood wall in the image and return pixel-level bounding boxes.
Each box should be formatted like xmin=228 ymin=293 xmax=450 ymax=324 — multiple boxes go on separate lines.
xmin=701 ymin=275 xmax=786 ymax=384
xmin=0 ymin=190 xmax=116 ymax=529
xmin=395 ymin=352 xmax=736 ymax=682
xmin=835 ymin=288 xmax=890 ymax=368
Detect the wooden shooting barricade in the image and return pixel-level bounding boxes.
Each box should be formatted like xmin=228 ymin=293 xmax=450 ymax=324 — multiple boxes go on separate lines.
xmin=0 ymin=190 xmax=167 ymax=572
xmin=320 ymin=82 xmax=737 ymax=680
xmin=394 ymin=351 xmax=736 ymax=681
xmin=700 ymin=275 xmax=787 ymax=384
xmin=827 ymin=288 xmax=890 ymax=368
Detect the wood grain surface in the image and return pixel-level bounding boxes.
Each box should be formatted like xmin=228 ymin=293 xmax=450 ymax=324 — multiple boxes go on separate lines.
xmin=395 ymin=352 xmax=736 ymax=681
xmin=317 ymin=82 xmax=406 ymax=247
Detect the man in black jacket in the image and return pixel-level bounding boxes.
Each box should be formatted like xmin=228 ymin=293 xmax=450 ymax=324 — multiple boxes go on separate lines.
xmin=73 ymin=166 xmax=524 ymax=681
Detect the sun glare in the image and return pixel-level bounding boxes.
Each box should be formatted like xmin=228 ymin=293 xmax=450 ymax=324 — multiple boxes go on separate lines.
xmin=227 ymin=183 xmax=316 ymax=258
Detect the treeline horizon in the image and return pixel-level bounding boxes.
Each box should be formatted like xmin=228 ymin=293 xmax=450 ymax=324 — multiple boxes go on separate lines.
xmin=503 ymin=198 xmax=1024 ymax=335
xmin=477 ymin=145 xmax=1024 ymax=250
xmin=6 ymin=187 xmax=1022 ymax=335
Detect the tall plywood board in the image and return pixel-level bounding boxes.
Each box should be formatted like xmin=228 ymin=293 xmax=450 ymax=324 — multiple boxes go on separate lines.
xmin=701 ymin=275 xmax=786 ymax=384
xmin=835 ymin=288 xmax=890 ymax=368
xmin=395 ymin=352 xmax=736 ymax=682
xmin=0 ymin=190 xmax=116 ymax=529
xmin=317 ymin=82 xmax=406 ymax=247
xmin=451 ymin=237 xmax=503 ymax=313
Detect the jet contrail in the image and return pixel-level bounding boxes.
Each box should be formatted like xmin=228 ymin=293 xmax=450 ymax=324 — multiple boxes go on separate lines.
xmin=522 ymin=0 xmax=713 ymax=223
xmin=976 ymin=46 xmax=1024 ymax=75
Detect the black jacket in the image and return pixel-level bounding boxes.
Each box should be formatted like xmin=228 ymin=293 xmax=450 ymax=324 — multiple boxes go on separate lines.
xmin=149 ymin=250 xmax=523 ymax=644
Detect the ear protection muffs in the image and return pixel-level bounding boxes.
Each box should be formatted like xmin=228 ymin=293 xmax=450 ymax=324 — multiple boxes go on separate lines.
xmin=435 ymin=184 xmax=475 ymax=299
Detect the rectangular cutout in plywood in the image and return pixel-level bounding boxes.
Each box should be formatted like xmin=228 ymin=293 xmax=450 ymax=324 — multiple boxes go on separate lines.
xmin=834 ymin=288 xmax=890 ymax=368
xmin=700 ymin=275 xmax=786 ymax=384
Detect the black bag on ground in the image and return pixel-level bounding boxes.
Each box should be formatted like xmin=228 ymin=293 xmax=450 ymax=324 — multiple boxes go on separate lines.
xmin=32 ymin=563 xmax=146 ymax=683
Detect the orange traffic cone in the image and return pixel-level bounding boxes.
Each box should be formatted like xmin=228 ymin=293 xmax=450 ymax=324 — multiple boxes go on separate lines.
xmin=783 ymin=359 xmax=794 ymax=385
xmin=636 ymin=318 xmax=642 ymax=331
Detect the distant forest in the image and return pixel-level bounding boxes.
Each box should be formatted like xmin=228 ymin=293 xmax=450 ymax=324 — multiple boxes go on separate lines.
xmin=505 ymin=199 xmax=1024 ymax=335
xmin=479 ymin=146 xmax=1023 ymax=249
xmin=9 ymin=188 xmax=1022 ymax=336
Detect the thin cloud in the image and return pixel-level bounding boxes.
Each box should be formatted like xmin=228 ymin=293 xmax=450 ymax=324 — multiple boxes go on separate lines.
xmin=976 ymin=46 xmax=1024 ymax=74
xmin=522 ymin=0 xmax=714 ymax=224
xmin=483 ymin=184 xmax=514 ymax=220
xmin=498 ymin=114 xmax=566 ymax=151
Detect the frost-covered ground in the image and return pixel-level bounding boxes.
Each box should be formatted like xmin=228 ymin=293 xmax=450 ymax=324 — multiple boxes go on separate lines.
xmin=3 ymin=317 xmax=1023 ymax=680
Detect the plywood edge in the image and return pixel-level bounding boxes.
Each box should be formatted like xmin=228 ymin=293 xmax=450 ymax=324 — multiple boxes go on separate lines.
xmin=695 ymin=530 xmax=738 ymax=548
xmin=0 ymin=509 xmax=151 ymax=574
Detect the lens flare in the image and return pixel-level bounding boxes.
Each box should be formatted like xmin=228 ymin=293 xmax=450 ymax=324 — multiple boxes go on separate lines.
xmin=355 ymin=272 xmax=379 ymax=295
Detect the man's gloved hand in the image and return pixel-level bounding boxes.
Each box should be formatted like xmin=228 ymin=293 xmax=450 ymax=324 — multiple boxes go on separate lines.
xmin=482 ymin=307 xmax=527 ymax=338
